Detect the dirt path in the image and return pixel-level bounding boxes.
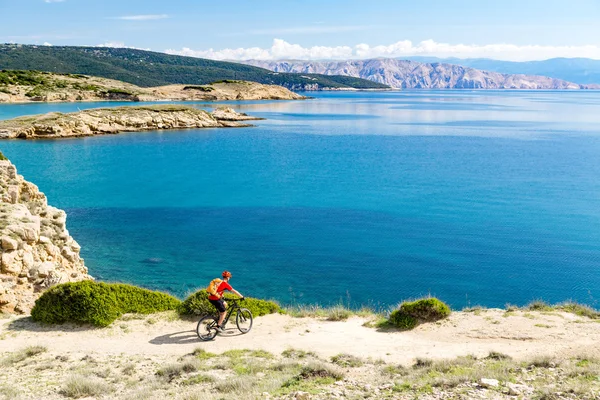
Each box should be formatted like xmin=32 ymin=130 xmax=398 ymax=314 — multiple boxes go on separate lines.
xmin=1 ymin=308 xmax=598 ymax=364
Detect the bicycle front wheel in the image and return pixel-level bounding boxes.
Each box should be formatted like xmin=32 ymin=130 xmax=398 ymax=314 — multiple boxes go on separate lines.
xmin=236 ymin=308 xmax=253 ymax=334
xmin=196 ymin=315 xmax=218 ymax=341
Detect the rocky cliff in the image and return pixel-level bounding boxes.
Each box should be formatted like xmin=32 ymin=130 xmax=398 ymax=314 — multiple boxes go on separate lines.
xmin=243 ymin=59 xmax=596 ymax=90
xmin=0 ymin=105 xmax=261 ymax=139
xmin=0 ymin=158 xmax=91 ymax=313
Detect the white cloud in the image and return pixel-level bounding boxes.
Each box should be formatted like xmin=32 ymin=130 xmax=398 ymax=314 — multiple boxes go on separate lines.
xmin=96 ymin=42 xmax=151 ymax=51
xmin=43 ymin=42 xmax=53 ymax=46
xmin=44 ymin=0 xmax=66 ymax=3
xmin=165 ymin=39 xmax=600 ymax=62
xmin=114 ymin=14 xmax=169 ymax=21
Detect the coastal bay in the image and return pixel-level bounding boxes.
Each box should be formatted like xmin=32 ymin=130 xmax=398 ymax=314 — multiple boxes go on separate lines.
xmin=1 ymin=90 xmax=599 ymax=310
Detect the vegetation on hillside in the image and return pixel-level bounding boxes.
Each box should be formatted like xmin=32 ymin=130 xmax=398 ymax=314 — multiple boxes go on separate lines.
xmin=179 ymin=289 xmax=280 ymax=317
xmin=388 ymin=297 xmax=452 ymax=330
xmin=0 ymin=44 xmax=389 ymax=89
xmin=31 ymin=281 xmax=181 ymax=327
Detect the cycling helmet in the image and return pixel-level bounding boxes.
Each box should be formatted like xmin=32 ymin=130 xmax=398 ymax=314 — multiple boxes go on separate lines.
xmin=222 ymin=270 xmax=232 ymax=278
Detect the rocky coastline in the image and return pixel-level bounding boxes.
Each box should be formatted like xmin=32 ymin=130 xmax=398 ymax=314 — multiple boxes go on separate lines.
xmin=0 ymin=105 xmax=261 ymax=139
xmin=0 ymin=71 xmax=306 ymax=104
xmin=0 ymin=158 xmax=91 ymax=313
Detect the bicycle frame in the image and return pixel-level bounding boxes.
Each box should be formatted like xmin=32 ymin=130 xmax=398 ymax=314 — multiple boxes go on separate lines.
xmin=219 ymin=298 xmax=241 ymax=326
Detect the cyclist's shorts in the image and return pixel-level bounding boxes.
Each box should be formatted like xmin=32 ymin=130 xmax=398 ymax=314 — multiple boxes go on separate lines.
xmin=209 ymin=298 xmax=226 ymax=313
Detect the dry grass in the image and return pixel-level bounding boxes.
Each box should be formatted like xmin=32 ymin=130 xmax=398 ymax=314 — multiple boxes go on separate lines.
xmin=60 ymin=375 xmax=112 ymax=398
xmin=0 ymin=345 xmax=46 ymax=366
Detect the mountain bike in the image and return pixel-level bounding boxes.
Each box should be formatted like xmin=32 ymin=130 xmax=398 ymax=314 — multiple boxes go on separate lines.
xmin=196 ymin=298 xmax=253 ymax=341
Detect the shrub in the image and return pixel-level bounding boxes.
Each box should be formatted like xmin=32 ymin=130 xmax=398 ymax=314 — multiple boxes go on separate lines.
xmin=107 ymin=88 xmax=134 ymax=95
xmin=179 ymin=289 xmax=279 ymax=317
xmin=0 ymin=151 xmax=7 ymax=161
xmin=183 ymin=85 xmax=214 ymax=92
xmin=388 ymin=297 xmax=451 ymax=330
xmin=31 ymin=281 xmax=181 ymax=327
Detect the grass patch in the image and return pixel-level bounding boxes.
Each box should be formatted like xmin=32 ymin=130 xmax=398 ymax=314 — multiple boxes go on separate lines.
xmin=182 ymin=373 xmax=215 ymax=385
xmin=0 ymin=345 xmax=46 ymax=366
xmin=214 ymin=375 xmax=256 ymax=393
xmin=192 ymin=348 xmax=217 ymax=360
xmin=281 ymin=348 xmax=317 ymax=359
xmin=331 ymin=353 xmax=364 ymax=367
xmin=486 ymin=351 xmax=512 ymax=360
xmin=60 ymin=375 xmax=111 ymax=398
xmin=156 ymin=360 xmax=199 ymax=381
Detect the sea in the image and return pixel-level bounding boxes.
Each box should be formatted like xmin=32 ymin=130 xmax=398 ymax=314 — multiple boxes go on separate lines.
xmin=1 ymin=90 xmax=599 ymax=311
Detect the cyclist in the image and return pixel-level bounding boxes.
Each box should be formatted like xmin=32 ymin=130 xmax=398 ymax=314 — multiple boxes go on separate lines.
xmin=208 ymin=270 xmax=244 ymax=332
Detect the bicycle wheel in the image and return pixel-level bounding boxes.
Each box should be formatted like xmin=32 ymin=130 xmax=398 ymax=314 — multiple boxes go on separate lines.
xmin=236 ymin=308 xmax=253 ymax=333
xmin=196 ymin=315 xmax=218 ymax=341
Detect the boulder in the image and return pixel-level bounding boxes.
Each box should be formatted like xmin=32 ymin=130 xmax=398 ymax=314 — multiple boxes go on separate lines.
xmin=479 ymin=378 xmax=499 ymax=388
xmin=1 ymin=236 xmax=19 ymax=250
xmin=1 ymin=250 xmax=21 ymax=274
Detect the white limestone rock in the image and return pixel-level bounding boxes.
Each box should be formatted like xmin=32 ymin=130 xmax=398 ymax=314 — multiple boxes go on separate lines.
xmin=0 ymin=159 xmax=92 ymax=314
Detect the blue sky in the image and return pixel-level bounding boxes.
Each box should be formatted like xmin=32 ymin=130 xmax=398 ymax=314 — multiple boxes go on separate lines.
xmin=1 ymin=0 xmax=599 ymax=60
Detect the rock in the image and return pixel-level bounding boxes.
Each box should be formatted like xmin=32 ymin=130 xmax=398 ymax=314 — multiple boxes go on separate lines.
xmin=0 ymin=105 xmax=262 ymax=139
xmin=7 ymin=186 xmax=18 ymax=204
xmin=1 ymin=236 xmax=19 ymax=250
xmin=507 ymin=383 xmax=533 ymax=395
xmin=291 ymin=391 xmax=310 ymax=400
xmin=1 ymin=250 xmax=21 ymax=274
xmin=0 ymin=159 xmax=92 ymax=313
xmin=37 ymin=261 xmax=56 ymax=278
xmin=479 ymin=378 xmax=499 ymax=388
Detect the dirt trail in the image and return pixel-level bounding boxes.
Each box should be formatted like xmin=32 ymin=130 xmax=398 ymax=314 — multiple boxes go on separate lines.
xmin=1 ymin=309 xmax=598 ymax=364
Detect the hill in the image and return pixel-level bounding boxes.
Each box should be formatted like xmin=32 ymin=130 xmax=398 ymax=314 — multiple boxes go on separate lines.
xmin=0 ymin=44 xmax=388 ymax=90
xmin=243 ymin=58 xmax=599 ymax=89
xmin=0 ymin=70 xmax=306 ymax=103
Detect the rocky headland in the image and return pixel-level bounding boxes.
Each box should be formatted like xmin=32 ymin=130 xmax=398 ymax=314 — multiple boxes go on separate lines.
xmin=0 ymin=157 xmax=91 ymax=313
xmin=0 ymin=70 xmax=306 ymax=103
xmin=0 ymin=105 xmax=261 ymax=139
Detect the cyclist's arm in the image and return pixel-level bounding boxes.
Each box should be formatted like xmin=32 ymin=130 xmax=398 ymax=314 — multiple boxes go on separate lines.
xmin=230 ymin=288 xmax=244 ymax=298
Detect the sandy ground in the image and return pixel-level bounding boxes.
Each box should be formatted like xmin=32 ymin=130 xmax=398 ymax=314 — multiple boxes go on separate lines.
xmin=1 ymin=309 xmax=598 ymax=364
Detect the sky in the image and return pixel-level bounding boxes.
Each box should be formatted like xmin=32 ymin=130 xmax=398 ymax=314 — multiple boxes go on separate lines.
xmin=1 ymin=0 xmax=599 ymax=61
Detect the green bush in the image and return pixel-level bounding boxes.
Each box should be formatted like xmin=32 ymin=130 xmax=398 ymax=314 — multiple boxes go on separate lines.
xmin=388 ymin=297 xmax=451 ymax=330
xmin=106 ymin=88 xmax=134 ymax=95
xmin=31 ymin=281 xmax=181 ymax=327
xmin=179 ymin=289 xmax=280 ymax=317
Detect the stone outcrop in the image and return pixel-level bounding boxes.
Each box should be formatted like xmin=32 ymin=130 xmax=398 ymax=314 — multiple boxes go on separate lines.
xmin=0 ymin=159 xmax=91 ymax=313
xmin=243 ymin=59 xmax=599 ymax=90
xmin=0 ymin=105 xmax=263 ymax=139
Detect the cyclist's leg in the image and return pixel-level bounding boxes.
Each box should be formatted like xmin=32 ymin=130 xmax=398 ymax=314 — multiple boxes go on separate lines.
xmin=217 ymin=310 xmax=226 ymax=326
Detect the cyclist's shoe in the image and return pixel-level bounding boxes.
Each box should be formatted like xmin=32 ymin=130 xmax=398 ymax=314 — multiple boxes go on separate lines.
xmin=215 ymin=325 xmax=224 ymax=333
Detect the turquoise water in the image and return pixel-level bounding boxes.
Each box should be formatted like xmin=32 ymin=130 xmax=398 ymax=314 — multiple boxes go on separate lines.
xmin=1 ymin=91 xmax=600 ymax=310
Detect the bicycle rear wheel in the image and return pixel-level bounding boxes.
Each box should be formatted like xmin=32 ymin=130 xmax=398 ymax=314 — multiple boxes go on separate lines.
xmin=236 ymin=308 xmax=253 ymax=333
xmin=196 ymin=315 xmax=218 ymax=341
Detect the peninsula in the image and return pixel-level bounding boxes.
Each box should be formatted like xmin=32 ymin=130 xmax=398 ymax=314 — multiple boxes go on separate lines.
xmin=0 ymin=105 xmax=262 ymax=139
xmin=0 ymin=70 xmax=306 ymax=103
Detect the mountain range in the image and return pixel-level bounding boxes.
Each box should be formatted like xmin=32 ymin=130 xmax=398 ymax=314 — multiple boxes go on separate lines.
xmin=404 ymin=57 xmax=600 ymax=85
xmin=243 ymin=58 xmax=600 ymax=90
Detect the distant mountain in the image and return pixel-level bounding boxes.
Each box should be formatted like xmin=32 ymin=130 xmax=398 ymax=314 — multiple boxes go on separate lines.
xmin=0 ymin=44 xmax=388 ymax=90
xmin=403 ymin=57 xmax=600 ymax=85
xmin=243 ymin=59 xmax=599 ymax=89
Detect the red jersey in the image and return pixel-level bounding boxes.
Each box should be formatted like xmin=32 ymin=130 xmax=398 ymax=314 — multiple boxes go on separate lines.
xmin=208 ymin=281 xmax=232 ymax=300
